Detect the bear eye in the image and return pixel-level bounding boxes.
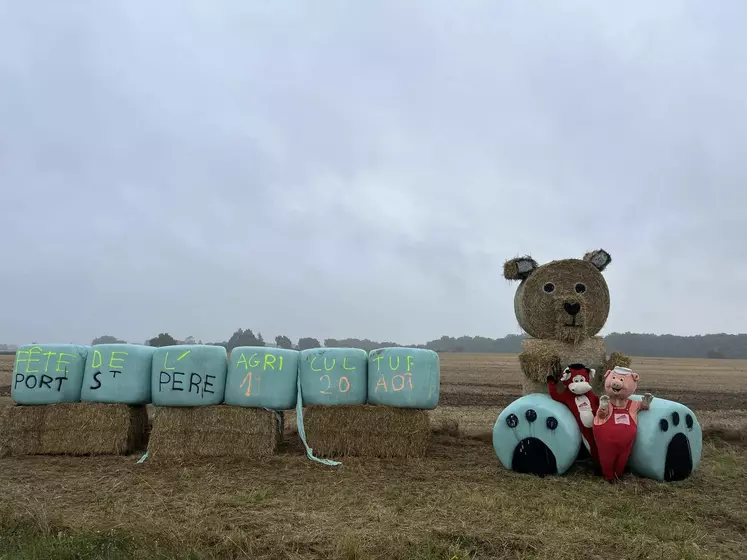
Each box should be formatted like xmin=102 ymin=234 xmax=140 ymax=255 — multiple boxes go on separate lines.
xmin=543 ymin=282 xmax=555 ymax=293
xmin=575 ymin=283 xmax=586 ymax=294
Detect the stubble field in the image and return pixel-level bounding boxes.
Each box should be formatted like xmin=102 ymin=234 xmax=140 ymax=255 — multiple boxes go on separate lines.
xmin=0 ymin=353 xmax=746 ymax=559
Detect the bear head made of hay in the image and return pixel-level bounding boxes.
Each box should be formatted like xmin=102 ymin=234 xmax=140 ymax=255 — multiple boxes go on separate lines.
xmin=504 ymin=249 xmax=630 ymax=395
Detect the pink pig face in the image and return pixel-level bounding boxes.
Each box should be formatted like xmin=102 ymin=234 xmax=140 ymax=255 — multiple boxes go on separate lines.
xmin=604 ymin=366 xmax=639 ymax=399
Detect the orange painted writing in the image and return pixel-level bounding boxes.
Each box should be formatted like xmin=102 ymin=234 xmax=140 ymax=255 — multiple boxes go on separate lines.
xmin=391 ymin=375 xmax=405 ymax=391
xmin=241 ymin=371 xmax=253 ymax=396
xmin=374 ymin=373 xmax=413 ymax=393
xmin=320 ymin=375 xmax=352 ymax=394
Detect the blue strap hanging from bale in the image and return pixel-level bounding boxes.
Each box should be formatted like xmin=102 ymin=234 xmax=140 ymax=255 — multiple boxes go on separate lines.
xmin=295 ymin=372 xmax=342 ymax=467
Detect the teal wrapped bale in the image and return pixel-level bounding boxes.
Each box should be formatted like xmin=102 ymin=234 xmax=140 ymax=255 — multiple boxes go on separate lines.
xmin=151 ymin=345 xmax=227 ymax=406
xmin=80 ymin=344 xmax=156 ymax=405
xmin=11 ymin=344 xmax=89 ymax=405
xmin=493 ymin=394 xmax=582 ymax=477
xmin=300 ymin=348 xmax=367 ymax=406
xmin=224 ymin=347 xmax=299 ymax=410
xmin=628 ymin=395 xmax=702 ymax=482
xmin=367 ymin=348 xmax=439 ymax=409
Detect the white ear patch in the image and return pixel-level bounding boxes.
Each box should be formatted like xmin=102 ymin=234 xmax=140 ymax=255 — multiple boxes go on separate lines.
xmin=590 ymin=252 xmax=609 ymax=269
xmin=517 ymin=259 xmax=536 ymax=274
xmin=560 ymin=368 xmax=572 ymax=382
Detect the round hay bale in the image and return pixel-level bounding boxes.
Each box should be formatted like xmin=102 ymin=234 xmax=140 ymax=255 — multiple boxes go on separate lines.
xmin=493 ymin=394 xmax=582 ymax=476
xmin=514 ymin=258 xmax=610 ymax=343
xmin=628 ymin=396 xmax=702 ymax=482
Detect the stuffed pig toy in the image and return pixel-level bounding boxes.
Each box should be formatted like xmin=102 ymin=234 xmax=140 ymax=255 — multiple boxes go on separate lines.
xmin=593 ymin=366 xmax=653 ymax=482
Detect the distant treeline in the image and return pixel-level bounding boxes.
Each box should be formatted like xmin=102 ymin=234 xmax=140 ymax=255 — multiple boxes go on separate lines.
xmin=2 ymin=332 xmax=746 ymax=359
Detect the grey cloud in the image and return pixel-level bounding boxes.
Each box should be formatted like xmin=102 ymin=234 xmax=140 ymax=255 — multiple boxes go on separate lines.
xmin=1 ymin=0 xmax=746 ymax=345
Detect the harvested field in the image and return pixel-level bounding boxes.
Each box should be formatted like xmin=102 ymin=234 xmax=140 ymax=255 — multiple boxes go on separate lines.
xmin=0 ymin=353 xmax=746 ymax=559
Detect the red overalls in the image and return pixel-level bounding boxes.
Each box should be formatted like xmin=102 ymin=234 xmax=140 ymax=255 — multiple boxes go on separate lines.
xmin=592 ymin=400 xmax=637 ymax=481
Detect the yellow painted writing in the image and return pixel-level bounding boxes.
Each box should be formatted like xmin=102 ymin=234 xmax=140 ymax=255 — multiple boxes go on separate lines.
xmin=15 ymin=346 xmax=43 ymax=374
xmin=163 ymin=349 xmax=191 ymax=371
xmin=56 ymin=352 xmax=76 ymax=374
xmin=109 ymin=351 xmax=128 ymax=369
xmin=324 ymin=357 xmax=336 ymax=371
xmin=15 ymin=347 xmax=83 ymax=375
xmin=373 ymin=354 xmax=415 ymax=372
xmin=310 ymin=355 xmax=322 ymax=372
xmin=91 ymin=349 xmax=102 ymax=369
xmin=342 ymin=357 xmax=355 ymax=371
xmin=43 ymin=350 xmax=57 ymax=371
xmin=236 ymin=353 xmax=261 ymax=370
xmin=237 ymin=353 xmax=282 ymax=371
xmin=263 ymin=354 xmax=276 ymax=370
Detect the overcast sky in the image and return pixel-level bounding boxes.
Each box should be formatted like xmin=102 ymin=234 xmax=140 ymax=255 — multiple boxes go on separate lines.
xmin=1 ymin=1 xmax=746 ymax=345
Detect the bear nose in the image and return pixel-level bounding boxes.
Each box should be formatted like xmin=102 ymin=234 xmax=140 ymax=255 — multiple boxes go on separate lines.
xmin=564 ymin=302 xmax=581 ymax=316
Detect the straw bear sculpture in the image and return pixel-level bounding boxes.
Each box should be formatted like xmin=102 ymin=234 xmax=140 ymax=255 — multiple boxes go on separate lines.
xmin=493 ymin=249 xmax=703 ymax=482
xmin=492 ymin=250 xmax=631 ymax=477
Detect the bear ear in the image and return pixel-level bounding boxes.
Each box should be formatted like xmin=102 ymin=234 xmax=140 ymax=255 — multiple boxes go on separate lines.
xmin=504 ymin=256 xmax=539 ymax=281
xmin=583 ymin=249 xmax=612 ymax=271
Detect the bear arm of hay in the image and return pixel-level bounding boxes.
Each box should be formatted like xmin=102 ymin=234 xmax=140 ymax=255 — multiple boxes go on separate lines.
xmin=519 ymin=348 xmax=562 ymax=384
xmin=603 ymin=352 xmax=632 ymax=373
xmin=592 ymin=352 xmax=632 ymax=395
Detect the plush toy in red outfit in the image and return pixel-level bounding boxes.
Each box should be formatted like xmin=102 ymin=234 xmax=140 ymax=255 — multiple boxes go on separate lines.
xmin=593 ymin=366 xmax=654 ymax=482
xmin=547 ymin=363 xmax=600 ymax=465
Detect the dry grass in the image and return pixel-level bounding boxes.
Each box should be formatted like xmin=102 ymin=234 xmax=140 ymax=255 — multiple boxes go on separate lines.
xmin=301 ymin=405 xmax=430 ymax=458
xmin=0 ymin=353 xmax=746 ymax=559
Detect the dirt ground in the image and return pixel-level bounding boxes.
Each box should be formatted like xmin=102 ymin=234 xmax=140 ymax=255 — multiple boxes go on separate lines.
xmin=0 ymin=353 xmax=746 ymax=559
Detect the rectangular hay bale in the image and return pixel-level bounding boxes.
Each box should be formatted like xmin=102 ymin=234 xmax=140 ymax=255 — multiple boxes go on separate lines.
xmin=0 ymin=403 xmax=148 ymax=456
xmin=147 ymin=405 xmax=281 ymax=460
xmin=302 ymin=404 xmax=431 ymax=458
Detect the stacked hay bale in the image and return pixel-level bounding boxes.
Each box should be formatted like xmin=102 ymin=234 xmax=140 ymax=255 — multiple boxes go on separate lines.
xmin=145 ymin=345 xmax=289 ymax=461
xmin=1 ymin=343 xmax=149 ymax=457
xmin=298 ymin=347 xmax=439 ymax=459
